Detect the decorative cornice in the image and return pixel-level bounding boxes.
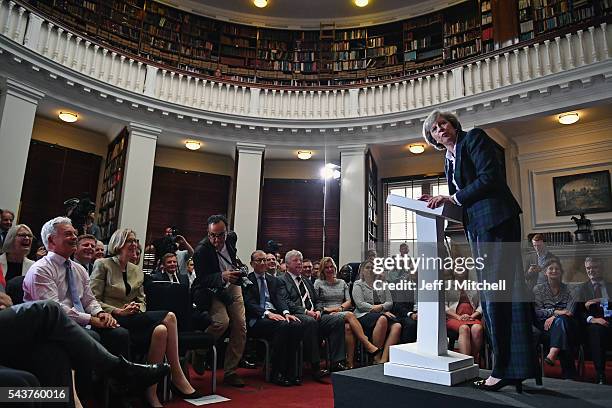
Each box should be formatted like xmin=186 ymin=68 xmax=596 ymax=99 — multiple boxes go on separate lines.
xmin=236 ymin=142 xmax=266 ymax=155
xmin=0 ymin=76 xmax=44 ymax=104
xmin=127 ymin=122 xmax=162 ymax=140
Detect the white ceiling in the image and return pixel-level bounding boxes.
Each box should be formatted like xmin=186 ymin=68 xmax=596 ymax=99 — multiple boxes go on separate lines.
xmin=167 ymin=0 xmax=462 ymax=29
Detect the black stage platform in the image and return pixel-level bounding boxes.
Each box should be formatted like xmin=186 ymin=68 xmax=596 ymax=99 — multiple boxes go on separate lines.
xmin=332 ymin=366 xmax=611 ymax=408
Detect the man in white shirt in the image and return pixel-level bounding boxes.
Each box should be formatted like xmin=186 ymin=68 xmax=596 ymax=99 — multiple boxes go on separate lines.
xmin=23 ymin=217 xmax=129 ymax=357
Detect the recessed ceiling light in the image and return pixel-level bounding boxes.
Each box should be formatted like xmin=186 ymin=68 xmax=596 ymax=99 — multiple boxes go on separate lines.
xmin=58 ymin=111 xmax=78 ymax=123
xmin=408 ymin=144 xmax=425 ymax=154
xmin=297 ymin=151 xmax=312 ymax=160
xmin=354 ymin=0 xmax=369 ymax=7
xmin=185 ymin=140 xmax=201 ymax=151
xmin=558 ymin=112 xmax=579 ymax=125
xmin=253 ymin=0 xmax=268 ymax=8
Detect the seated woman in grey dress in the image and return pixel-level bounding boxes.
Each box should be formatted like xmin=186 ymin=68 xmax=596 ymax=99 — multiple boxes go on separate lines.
xmin=90 ymin=228 xmax=201 ymax=407
xmin=352 ymin=260 xmax=402 ymax=364
xmin=533 ymin=258 xmax=579 ymax=379
xmin=315 ymin=256 xmax=380 ymax=368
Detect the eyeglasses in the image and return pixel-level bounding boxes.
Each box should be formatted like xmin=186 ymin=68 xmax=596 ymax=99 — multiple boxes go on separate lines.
xmin=16 ymin=233 xmax=33 ymax=239
xmin=252 ymin=258 xmax=267 ymax=264
xmin=208 ymin=231 xmax=227 ymax=239
xmin=125 ymin=238 xmax=139 ymax=244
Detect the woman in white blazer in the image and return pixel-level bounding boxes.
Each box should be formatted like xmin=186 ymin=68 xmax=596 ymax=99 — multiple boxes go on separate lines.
xmin=446 ymin=268 xmax=483 ymax=362
xmin=0 ymin=224 xmax=35 ymax=282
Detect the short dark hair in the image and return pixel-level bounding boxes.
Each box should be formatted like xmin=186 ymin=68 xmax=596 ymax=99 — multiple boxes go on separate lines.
xmin=77 ymin=234 xmax=97 ymax=244
xmin=207 ymin=214 xmax=228 ymax=227
xmin=532 ymin=233 xmax=544 ymax=242
xmin=303 ymin=259 xmax=312 ymax=265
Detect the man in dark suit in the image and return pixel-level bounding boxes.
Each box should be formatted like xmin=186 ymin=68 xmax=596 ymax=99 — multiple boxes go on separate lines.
xmin=73 ymin=234 xmax=97 ymax=275
xmin=422 ymin=110 xmax=534 ymax=391
xmin=191 ymin=214 xmax=247 ymax=387
xmin=152 ymin=253 xmax=189 ymax=286
xmin=575 ymin=257 xmax=612 ymax=384
xmin=243 ymin=250 xmax=303 ymax=386
xmin=281 ymin=249 xmax=346 ymax=381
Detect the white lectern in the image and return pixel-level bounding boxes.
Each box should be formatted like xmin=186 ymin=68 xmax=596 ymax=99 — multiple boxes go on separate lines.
xmin=383 ymin=194 xmax=479 ymax=386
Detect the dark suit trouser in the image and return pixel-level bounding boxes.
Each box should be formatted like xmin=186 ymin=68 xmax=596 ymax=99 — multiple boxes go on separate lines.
xmin=0 ymin=367 xmax=41 ymax=408
xmin=536 ymin=316 xmax=579 ymax=377
xmin=296 ymin=313 xmax=345 ymax=365
xmin=468 ymin=217 xmax=535 ymax=379
xmin=249 ymin=319 xmax=303 ymax=377
xmin=587 ymin=321 xmax=612 ymax=375
xmin=397 ymin=316 xmax=417 ymax=344
xmin=0 ymin=301 xmax=119 ymax=374
xmin=87 ymin=326 xmax=130 ymax=359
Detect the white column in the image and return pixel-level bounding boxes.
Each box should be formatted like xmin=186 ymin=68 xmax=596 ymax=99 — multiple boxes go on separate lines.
xmin=249 ymin=87 xmax=260 ymax=116
xmin=338 ymin=144 xmax=367 ymax=267
xmin=0 ymin=78 xmax=44 ymax=213
xmin=117 ymin=123 xmax=160 ymax=244
xmin=143 ymin=65 xmax=158 ymax=97
xmin=233 ymin=143 xmax=265 ymax=263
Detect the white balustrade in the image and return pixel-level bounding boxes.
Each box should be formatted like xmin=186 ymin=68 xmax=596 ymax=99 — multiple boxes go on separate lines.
xmin=0 ymin=2 xmax=610 ymax=120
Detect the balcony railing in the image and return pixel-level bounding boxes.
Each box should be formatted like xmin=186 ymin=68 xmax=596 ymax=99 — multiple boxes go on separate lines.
xmin=1 ymin=0 xmax=610 ymax=121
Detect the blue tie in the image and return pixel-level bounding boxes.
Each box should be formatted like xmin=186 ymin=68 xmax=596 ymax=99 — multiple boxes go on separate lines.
xmin=259 ymin=276 xmax=268 ymax=310
xmin=65 ymin=260 xmax=85 ymax=313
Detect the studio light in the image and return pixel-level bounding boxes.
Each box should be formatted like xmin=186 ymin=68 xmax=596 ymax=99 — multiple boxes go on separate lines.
xmin=354 ymin=0 xmax=369 ymax=7
xmin=321 ymin=163 xmax=341 ymax=180
xmin=253 ymin=0 xmax=268 ymax=8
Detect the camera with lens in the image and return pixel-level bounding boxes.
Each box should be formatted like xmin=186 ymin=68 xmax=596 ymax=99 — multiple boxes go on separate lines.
xmin=64 ymin=194 xmax=96 ymax=236
xmin=234 ymin=259 xmax=253 ymax=288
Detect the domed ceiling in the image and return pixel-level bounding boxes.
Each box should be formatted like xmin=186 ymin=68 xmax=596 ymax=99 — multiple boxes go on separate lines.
xmin=166 ymin=0 xmax=464 ymax=29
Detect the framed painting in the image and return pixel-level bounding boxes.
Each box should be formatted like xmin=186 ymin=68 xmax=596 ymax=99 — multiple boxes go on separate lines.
xmin=553 ymin=170 xmax=612 ymax=216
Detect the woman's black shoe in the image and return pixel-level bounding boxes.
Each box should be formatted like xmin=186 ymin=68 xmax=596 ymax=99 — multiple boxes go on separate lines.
xmin=367 ymin=347 xmax=383 ymax=358
xmin=473 ymin=378 xmax=523 ymax=393
xmin=544 ymin=357 xmax=555 ymax=366
xmin=169 ymin=382 xmax=204 ymax=399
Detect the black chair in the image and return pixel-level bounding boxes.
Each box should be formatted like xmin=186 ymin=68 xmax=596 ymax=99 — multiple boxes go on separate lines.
xmin=144 ymin=281 xmax=217 ymax=395
xmin=6 ymin=275 xmax=25 ymax=305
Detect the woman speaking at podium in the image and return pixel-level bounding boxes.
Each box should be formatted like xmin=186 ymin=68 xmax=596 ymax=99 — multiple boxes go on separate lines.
xmin=420 ymin=110 xmax=534 ymax=393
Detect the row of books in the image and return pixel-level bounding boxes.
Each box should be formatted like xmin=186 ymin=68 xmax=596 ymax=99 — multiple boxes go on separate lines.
xmin=404 ymin=36 xmax=441 ymax=51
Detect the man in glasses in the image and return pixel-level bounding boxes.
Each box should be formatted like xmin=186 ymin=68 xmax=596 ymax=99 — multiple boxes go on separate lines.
xmin=192 ymin=214 xmax=247 ymax=387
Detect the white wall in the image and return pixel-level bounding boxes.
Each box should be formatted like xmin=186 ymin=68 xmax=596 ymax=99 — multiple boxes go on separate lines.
xmin=263 ymin=159 xmax=325 ymax=180
xmin=154 ymin=146 xmax=234 ymax=176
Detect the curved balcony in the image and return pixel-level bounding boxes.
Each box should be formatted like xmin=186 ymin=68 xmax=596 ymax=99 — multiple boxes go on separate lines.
xmin=0 ymin=0 xmax=611 ymax=138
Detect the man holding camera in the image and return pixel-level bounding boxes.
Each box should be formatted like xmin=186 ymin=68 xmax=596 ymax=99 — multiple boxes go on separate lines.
xmin=192 ymin=215 xmax=247 ymax=387
xmin=156 ymin=226 xmax=194 ymax=275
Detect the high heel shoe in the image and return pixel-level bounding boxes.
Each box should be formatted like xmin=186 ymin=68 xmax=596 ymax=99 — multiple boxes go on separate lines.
xmin=367 ymin=347 xmax=383 ymax=358
xmin=473 ymin=378 xmax=524 ymax=393
xmin=544 ymin=357 xmax=555 ymax=366
xmin=169 ymin=382 xmax=204 ymax=399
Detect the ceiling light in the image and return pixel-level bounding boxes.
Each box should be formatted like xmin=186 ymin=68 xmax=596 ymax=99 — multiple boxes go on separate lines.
xmin=321 ymin=163 xmax=341 ymax=180
xmin=354 ymin=0 xmax=369 ymax=7
xmin=185 ymin=140 xmax=201 ymax=151
xmin=253 ymin=0 xmax=268 ymax=8
xmin=297 ymin=151 xmax=312 ymax=160
xmin=408 ymin=144 xmax=425 ymax=154
xmin=558 ymin=112 xmax=579 ymax=125
xmin=58 ymin=111 xmax=78 ymax=123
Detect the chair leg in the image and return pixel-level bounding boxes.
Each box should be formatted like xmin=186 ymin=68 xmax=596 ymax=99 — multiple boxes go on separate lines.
xmin=535 ymin=343 xmax=544 ymax=386
xmin=264 ymin=339 xmax=271 ymax=382
xmin=211 ymin=345 xmax=217 ymax=394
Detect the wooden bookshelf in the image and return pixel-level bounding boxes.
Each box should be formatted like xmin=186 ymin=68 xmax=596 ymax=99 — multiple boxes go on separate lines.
xmin=402 ymin=12 xmax=444 ymax=74
xmin=480 ymin=0 xmax=494 ymax=53
xmin=443 ymin=1 xmax=482 ymax=62
xmin=518 ymin=0 xmax=535 ymax=41
xmin=98 ymin=128 xmax=128 ymax=242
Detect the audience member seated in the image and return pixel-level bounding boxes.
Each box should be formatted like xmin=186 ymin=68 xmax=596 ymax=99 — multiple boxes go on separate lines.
xmin=525 ymin=234 xmax=557 ymax=290
xmin=34 ymin=244 xmax=48 ymax=260
xmin=281 ymin=249 xmax=346 ymax=379
xmin=0 ymin=299 xmax=170 ymax=406
xmin=312 ymin=261 xmax=320 ymax=283
xmin=0 ymin=209 xmax=15 ymax=249
xmin=315 ymin=256 xmax=380 ymax=369
xmin=575 ymin=257 xmax=612 ymax=384
xmin=302 ymin=259 xmax=316 ymax=284
xmin=192 ymin=214 xmax=247 ymax=387
xmin=186 ymin=257 xmax=196 ymax=287
xmin=445 ymin=269 xmax=483 ymax=362
xmin=73 ymin=234 xmax=97 ymax=275
xmin=352 ymin=260 xmax=402 ymax=364
xmin=94 ymin=240 xmax=105 ymax=260
xmin=152 ymin=253 xmax=190 ymax=285
xmin=90 ymin=228 xmax=201 ymax=406
xmin=23 ymin=217 xmax=130 ymax=359
xmin=83 ymin=212 xmax=102 ymax=240
xmin=265 ymin=252 xmax=278 ymax=276
xmin=0 ymin=224 xmax=35 ymax=282
xmin=387 ymin=243 xmax=418 ymax=344
xmin=243 ymin=250 xmax=303 ymax=386
xmin=129 ymin=242 xmax=143 ymax=265
xmin=533 ymin=258 xmax=579 ymax=379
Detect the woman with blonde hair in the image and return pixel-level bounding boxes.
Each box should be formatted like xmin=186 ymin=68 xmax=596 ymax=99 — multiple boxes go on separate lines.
xmin=352 ymin=260 xmax=402 ymax=363
xmin=315 ymin=256 xmax=381 ymax=368
xmin=0 ymin=224 xmax=35 ymax=282
xmin=90 ymin=228 xmax=201 ymax=407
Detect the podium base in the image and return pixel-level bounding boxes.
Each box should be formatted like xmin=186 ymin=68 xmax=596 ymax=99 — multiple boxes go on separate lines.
xmin=384 ymin=343 xmax=479 ymax=386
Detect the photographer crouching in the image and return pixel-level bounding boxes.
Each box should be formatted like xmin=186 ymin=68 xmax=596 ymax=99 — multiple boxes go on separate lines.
xmin=191 ymin=215 xmax=248 ymax=387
